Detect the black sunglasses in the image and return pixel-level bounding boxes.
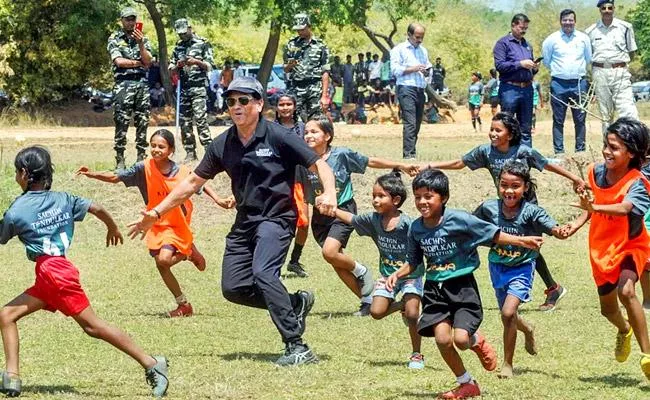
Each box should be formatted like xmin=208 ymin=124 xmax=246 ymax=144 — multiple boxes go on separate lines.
xmin=226 ymin=96 xmax=252 ymax=107
xmin=600 ymin=5 xmax=613 ymax=10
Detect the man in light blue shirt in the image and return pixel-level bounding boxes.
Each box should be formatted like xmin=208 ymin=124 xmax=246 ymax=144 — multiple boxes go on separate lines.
xmin=542 ymin=9 xmax=592 ymax=155
xmin=390 ymin=23 xmax=432 ymax=159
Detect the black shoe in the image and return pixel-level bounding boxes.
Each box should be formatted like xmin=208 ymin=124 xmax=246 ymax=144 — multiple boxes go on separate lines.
xmin=353 ymin=302 xmax=371 ymax=317
xmin=136 ymin=152 xmax=147 ymax=162
xmin=294 ymin=290 xmax=315 ymax=336
xmin=275 ymin=342 xmax=318 ymax=366
xmin=115 ymin=154 xmax=126 ymax=170
xmin=287 ymin=261 xmax=309 ymax=277
xmin=183 ymin=151 xmax=198 ymax=163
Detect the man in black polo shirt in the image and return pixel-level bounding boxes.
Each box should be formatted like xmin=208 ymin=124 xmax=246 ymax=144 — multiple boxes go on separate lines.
xmin=128 ymin=76 xmax=337 ymax=366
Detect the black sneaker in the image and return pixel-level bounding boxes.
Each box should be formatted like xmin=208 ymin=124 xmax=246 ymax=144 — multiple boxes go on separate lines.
xmin=275 ymin=342 xmax=318 ymax=366
xmin=183 ymin=151 xmax=198 ymax=164
xmin=353 ymin=302 xmax=371 ymax=317
xmin=136 ymin=152 xmax=147 ymax=162
xmin=294 ymin=290 xmax=315 ymax=336
xmin=287 ymin=261 xmax=309 ymax=278
xmin=538 ymin=284 xmax=568 ymax=312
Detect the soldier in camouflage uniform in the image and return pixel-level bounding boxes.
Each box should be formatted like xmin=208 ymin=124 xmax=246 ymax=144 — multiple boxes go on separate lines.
xmin=169 ymin=18 xmax=214 ymax=162
xmin=283 ymin=13 xmax=330 ymax=121
xmin=107 ymin=7 xmax=153 ymax=170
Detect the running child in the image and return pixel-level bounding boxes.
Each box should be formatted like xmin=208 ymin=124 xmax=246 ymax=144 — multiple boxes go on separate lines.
xmin=386 ymin=168 xmax=543 ymax=399
xmin=639 ymin=158 xmax=650 ymax=310
xmin=335 ymin=170 xmax=425 ymax=368
xmin=303 ymin=116 xmax=418 ymax=316
xmin=77 ymin=129 xmax=233 ymax=317
xmin=468 ymin=72 xmax=484 ymax=132
xmin=474 ymin=159 xmax=577 ymax=378
xmin=275 ymin=93 xmax=309 ymax=278
xmin=566 ymin=118 xmax=650 ymax=380
xmin=423 ymin=112 xmax=585 ymax=311
xmin=0 ymin=146 xmax=168 ymax=397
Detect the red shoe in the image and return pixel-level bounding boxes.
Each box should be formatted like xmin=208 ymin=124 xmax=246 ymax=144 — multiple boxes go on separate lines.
xmin=437 ymin=380 xmax=481 ymax=399
xmin=167 ymin=302 xmax=193 ymax=318
xmin=188 ymin=243 xmax=206 ymax=271
xmin=471 ymin=332 xmax=497 ymax=371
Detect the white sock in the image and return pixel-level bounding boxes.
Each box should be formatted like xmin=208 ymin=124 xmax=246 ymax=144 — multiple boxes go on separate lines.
xmin=175 ymin=294 xmax=188 ymax=305
xmin=456 ymin=371 xmax=472 ymax=385
xmin=361 ymin=296 xmax=372 ymax=304
xmin=352 ymin=262 xmax=367 ymax=278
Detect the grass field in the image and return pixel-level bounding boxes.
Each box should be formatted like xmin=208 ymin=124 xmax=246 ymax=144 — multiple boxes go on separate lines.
xmin=0 ymin=119 xmax=649 ymax=399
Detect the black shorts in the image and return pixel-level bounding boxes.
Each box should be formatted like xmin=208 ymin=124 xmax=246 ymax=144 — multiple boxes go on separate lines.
xmin=468 ymin=103 xmax=481 ymax=111
xmin=490 ymin=96 xmax=499 ymax=108
xmin=418 ymin=273 xmax=483 ymax=337
xmin=311 ymin=199 xmax=356 ymax=248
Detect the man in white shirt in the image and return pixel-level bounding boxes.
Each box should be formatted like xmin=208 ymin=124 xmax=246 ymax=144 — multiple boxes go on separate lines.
xmin=542 ymin=9 xmax=592 ymax=154
xmin=585 ymin=0 xmax=638 ymax=132
xmin=390 ymin=23 xmax=431 ymax=159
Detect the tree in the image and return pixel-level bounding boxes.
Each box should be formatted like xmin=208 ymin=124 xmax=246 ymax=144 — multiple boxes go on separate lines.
xmin=0 ymin=0 xmax=120 ymax=103
xmin=630 ymin=0 xmax=650 ymax=75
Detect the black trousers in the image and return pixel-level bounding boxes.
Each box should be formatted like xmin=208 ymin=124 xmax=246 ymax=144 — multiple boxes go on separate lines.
xmin=221 ymin=220 xmax=301 ymax=343
xmin=397 ymin=85 xmax=425 ymax=158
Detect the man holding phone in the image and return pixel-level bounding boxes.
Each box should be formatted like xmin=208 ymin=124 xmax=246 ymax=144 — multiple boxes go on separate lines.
xmin=493 ymin=13 xmax=539 ymax=147
xmin=542 ymin=9 xmax=592 ymax=155
xmin=169 ymin=18 xmax=215 ymax=163
xmin=107 ymin=6 xmax=152 ymax=170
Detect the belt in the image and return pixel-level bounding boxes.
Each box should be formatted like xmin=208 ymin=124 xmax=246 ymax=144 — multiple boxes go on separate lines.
xmin=115 ymin=73 xmax=146 ymax=82
xmin=592 ymin=62 xmax=626 ymax=69
xmin=551 ymin=76 xmax=585 ymax=83
xmin=293 ymin=78 xmax=321 ymax=86
xmin=505 ymin=81 xmax=532 ymax=88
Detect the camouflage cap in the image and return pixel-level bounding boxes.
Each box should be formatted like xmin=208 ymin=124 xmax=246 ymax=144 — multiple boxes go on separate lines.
xmin=292 ymin=13 xmax=310 ymax=30
xmin=174 ymin=18 xmax=190 ymax=34
xmin=223 ymin=76 xmax=264 ymax=99
xmin=120 ymin=7 xmax=137 ymax=18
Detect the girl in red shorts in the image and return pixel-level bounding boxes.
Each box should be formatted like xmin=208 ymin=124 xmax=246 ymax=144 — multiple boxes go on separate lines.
xmin=567 ymin=118 xmax=650 ymax=380
xmin=77 ymin=129 xmax=234 ymax=317
xmin=0 ymin=146 xmax=168 ymax=397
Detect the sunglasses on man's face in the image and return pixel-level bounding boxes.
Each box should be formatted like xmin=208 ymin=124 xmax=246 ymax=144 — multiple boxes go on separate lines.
xmin=600 ymin=5 xmax=613 ymax=11
xmin=226 ymin=96 xmax=253 ymax=107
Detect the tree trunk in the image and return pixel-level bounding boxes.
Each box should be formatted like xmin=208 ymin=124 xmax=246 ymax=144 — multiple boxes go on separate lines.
xmin=143 ymin=0 xmax=174 ymax=106
xmin=359 ymin=25 xmax=390 ymax=59
xmin=258 ymin=20 xmax=282 ymax=107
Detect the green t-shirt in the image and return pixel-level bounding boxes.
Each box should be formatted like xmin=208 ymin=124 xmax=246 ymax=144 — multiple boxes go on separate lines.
xmin=351 ymin=211 xmax=424 ymax=278
xmin=306 ymin=147 xmax=368 ymax=205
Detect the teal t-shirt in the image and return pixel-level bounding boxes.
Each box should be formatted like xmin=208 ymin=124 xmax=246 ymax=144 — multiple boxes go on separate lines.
xmin=533 ymin=81 xmax=540 ymax=106
xmin=351 ymin=211 xmax=424 ymax=278
xmin=468 ymin=82 xmax=484 ymax=106
xmin=474 ymin=199 xmax=556 ymax=265
xmin=407 ymin=208 xmax=500 ymax=282
xmin=0 ymin=191 xmax=91 ymax=261
xmin=462 ymin=144 xmax=548 ymax=193
xmin=487 ymin=78 xmax=499 ymax=97
xmin=306 ymin=146 xmax=368 ymax=205
xmin=380 ymin=60 xmax=391 ymax=81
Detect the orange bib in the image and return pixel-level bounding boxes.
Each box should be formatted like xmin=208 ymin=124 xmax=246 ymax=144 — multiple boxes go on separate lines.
xmin=144 ymin=159 xmax=194 ymax=255
xmin=588 ymin=164 xmax=650 ymax=286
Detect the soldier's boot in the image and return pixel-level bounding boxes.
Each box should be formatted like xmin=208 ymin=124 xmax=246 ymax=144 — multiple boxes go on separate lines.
xmin=136 ymin=150 xmax=147 ymax=163
xmin=115 ymin=152 xmax=126 ymax=170
xmin=183 ymin=150 xmax=198 ymax=164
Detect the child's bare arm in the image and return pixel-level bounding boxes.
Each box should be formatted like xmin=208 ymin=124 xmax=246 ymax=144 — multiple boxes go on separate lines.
xmin=422 ymin=159 xmax=466 ymax=170
xmin=335 ymin=209 xmax=354 ymax=225
xmin=367 ymin=157 xmax=419 ymax=176
xmin=560 ymin=210 xmax=590 ymax=237
xmin=386 ymin=262 xmax=416 ymax=291
xmin=202 ymin=185 xmax=236 ymax=209
xmin=573 ymin=190 xmax=633 ymax=216
xmin=88 ymin=203 xmax=123 ymax=247
xmin=544 ymin=163 xmax=586 ymax=192
xmin=494 ymin=231 xmax=543 ymax=250
xmin=76 ymin=167 xmax=120 ymax=184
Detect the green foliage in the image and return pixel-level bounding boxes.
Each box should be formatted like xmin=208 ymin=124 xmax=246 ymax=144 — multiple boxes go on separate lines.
xmin=0 ymin=0 xmax=121 ymax=102
xmin=630 ymin=0 xmax=650 ymax=76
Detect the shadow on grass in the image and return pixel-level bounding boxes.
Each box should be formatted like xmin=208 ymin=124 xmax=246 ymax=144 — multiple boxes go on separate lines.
xmin=516 ymin=366 xmax=563 ymax=379
xmin=367 ymin=359 xmax=443 ymax=370
xmin=312 ymin=311 xmax=353 ymax=319
xmin=219 ymin=352 xmax=331 ymax=363
xmin=382 ymin=390 xmax=439 ymax=399
xmin=578 ymin=372 xmax=650 ymax=390
xmin=26 ymin=385 xmax=79 ymax=395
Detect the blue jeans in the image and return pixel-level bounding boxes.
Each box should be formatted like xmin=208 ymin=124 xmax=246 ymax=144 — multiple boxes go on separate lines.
xmin=550 ymin=78 xmax=587 ymax=154
xmin=499 ymin=82 xmax=533 ymax=147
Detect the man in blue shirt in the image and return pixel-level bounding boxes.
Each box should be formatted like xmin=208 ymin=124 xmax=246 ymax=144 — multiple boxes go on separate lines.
xmin=542 ymin=9 xmax=592 ymax=155
xmin=390 ymin=22 xmax=432 ymax=159
xmin=493 ymin=14 xmax=540 ymax=148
